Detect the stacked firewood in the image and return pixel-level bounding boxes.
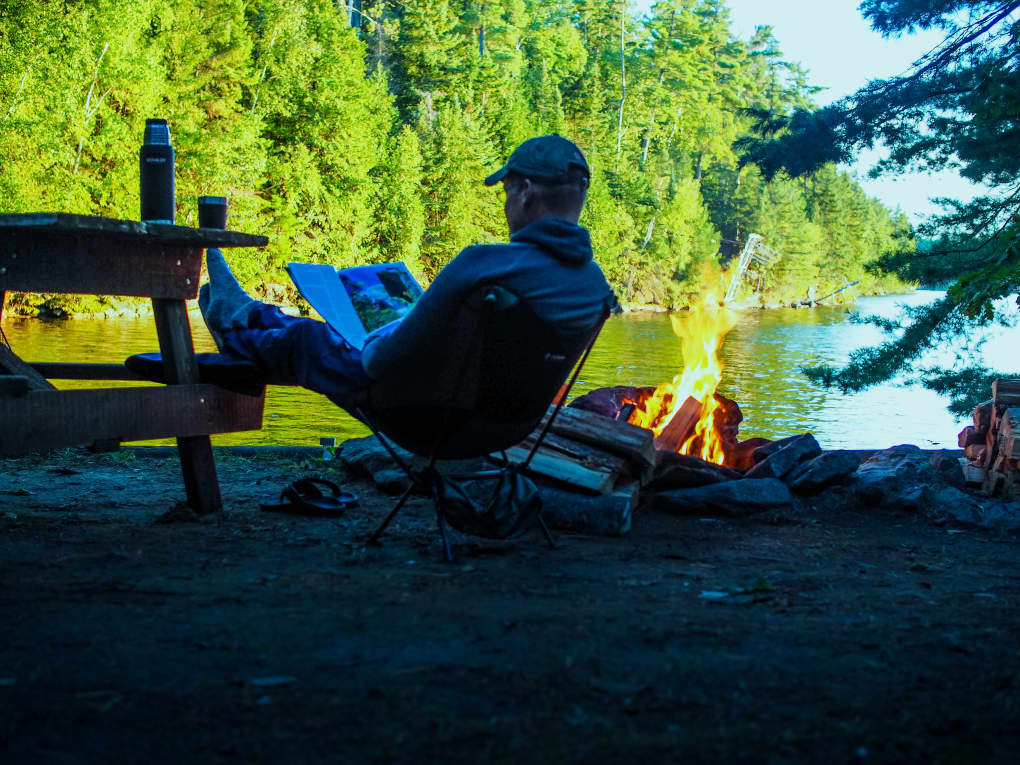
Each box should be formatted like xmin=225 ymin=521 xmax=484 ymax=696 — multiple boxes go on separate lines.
xmin=958 ymin=379 xmax=1020 ymax=499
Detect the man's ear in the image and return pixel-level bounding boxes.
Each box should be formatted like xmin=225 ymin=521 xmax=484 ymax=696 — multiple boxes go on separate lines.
xmin=518 ymin=176 xmax=536 ymax=207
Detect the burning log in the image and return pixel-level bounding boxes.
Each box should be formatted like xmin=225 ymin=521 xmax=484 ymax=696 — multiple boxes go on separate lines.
xmin=654 ymin=395 xmax=703 ymax=453
xmin=569 ymin=385 xmax=655 ymax=421
xmin=728 ymin=438 xmax=773 ymax=473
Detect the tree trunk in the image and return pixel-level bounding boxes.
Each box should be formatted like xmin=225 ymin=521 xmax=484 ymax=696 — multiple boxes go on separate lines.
xmin=616 ymin=3 xmax=626 ymax=160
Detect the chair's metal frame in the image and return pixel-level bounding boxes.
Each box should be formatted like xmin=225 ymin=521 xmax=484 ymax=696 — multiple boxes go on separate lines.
xmin=354 ymin=293 xmax=608 ymax=561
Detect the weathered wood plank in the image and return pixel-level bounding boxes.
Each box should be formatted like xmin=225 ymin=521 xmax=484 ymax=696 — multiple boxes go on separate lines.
xmin=0 ymin=343 xmax=57 ymax=391
xmin=0 ymin=384 xmax=265 ymax=455
xmin=29 ymin=362 xmax=146 ymax=381
xmin=152 ymin=297 xmax=222 ymax=513
xmin=0 ymin=235 xmax=202 ymax=299
xmin=0 ymin=213 xmax=267 ymax=248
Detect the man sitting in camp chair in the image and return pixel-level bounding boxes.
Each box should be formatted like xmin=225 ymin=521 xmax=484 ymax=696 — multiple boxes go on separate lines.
xmin=199 ymin=134 xmax=616 ymax=406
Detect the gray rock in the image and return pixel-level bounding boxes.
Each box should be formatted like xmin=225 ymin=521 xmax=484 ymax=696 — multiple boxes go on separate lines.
xmin=336 ymin=436 xmax=417 ymax=478
xmin=928 ymin=449 xmax=967 ymax=490
xmin=372 ymin=468 xmax=413 ymax=494
xmin=744 ymin=433 xmax=821 ymax=480
xmin=920 ymin=484 xmax=984 ymax=525
xmin=981 ymin=502 xmax=1020 ymax=533
xmin=652 ymin=478 xmax=793 ymax=517
xmin=853 ymin=444 xmax=935 ymax=507
xmin=786 ymin=450 xmax=862 ymax=494
xmin=751 ymin=434 xmax=801 ymax=462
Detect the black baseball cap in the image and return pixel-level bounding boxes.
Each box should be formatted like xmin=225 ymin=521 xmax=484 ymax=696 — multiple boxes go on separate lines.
xmin=484 ymin=134 xmax=590 ymax=186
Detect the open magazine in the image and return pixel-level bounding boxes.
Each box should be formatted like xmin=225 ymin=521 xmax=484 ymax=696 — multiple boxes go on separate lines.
xmin=287 ymin=262 xmax=424 ymax=350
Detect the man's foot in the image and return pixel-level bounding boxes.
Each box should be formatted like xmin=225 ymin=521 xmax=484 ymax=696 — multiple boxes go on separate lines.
xmin=199 ymin=248 xmax=255 ymax=351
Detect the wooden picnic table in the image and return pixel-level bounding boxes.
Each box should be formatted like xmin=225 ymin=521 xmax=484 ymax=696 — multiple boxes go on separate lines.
xmin=0 ymin=213 xmax=270 ymax=512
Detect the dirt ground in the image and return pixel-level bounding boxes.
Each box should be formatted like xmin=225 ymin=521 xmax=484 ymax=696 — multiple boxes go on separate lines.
xmin=2 ymin=448 xmax=1019 ymax=764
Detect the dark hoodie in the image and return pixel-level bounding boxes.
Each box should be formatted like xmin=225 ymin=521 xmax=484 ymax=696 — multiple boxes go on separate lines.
xmin=360 ymin=216 xmax=615 ymax=380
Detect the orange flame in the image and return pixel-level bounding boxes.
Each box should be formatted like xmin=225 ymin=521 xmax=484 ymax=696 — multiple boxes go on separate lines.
xmin=628 ymin=293 xmax=738 ymax=464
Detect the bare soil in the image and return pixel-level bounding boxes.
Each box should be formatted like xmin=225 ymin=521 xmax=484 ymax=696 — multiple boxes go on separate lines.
xmin=2 ymin=448 xmax=1019 ymax=764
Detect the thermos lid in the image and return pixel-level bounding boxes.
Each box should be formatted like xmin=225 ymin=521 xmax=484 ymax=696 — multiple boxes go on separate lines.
xmin=143 ymin=118 xmax=172 ymax=145
xmin=198 ymin=196 xmax=228 ymax=205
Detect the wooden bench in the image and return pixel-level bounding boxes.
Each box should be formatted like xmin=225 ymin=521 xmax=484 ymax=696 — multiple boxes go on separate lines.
xmin=0 ymin=212 xmax=269 ymax=512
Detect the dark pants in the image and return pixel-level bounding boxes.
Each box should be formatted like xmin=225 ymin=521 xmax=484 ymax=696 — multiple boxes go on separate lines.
xmin=219 ymin=302 xmax=372 ymax=408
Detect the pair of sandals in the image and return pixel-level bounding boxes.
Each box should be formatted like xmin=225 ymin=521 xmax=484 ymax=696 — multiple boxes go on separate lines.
xmin=260 ymin=478 xmax=358 ymax=517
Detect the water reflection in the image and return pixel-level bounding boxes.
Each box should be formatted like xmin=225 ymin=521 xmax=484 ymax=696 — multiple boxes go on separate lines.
xmin=3 ymin=290 xmax=1012 ymax=448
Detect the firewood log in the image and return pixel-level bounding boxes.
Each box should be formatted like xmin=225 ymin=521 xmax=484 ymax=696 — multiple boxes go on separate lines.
xmin=541 ymin=405 xmax=656 ymax=472
xmin=503 ymin=445 xmax=616 ymax=495
xmin=519 ymin=430 xmax=636 ymax=476
xmin=998 ymin=409 xmax=1019 ymax=460
xmin=651 ymin=451 xmax=743 ymax=489
xmin=992 ymin=379 xmax=1020 ymax=408
xmin=964 ymin=444 xmax=988 ymax=462
xmin=536 ymin=480 xmax=638 ymax=537
xmin=958 ymin=425 xmax=985 ymax=448
xmin=568 ymin=386 xmax=654 ymax=420
xmin=973 ymin=400 xmax=994 ymax=432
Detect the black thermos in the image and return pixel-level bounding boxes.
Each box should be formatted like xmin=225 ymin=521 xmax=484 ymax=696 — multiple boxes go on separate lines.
xmin=139 ymin=118 xmax=175 ymax=223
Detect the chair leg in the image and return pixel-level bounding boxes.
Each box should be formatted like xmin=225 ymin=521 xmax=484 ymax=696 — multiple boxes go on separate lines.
xmin=369 ymin=483 xmax=416 ymax=545
xmin=432 ymin=503 xmax=452 ymax=563
xmin=537 ymin=512 xmax=557 ymax=550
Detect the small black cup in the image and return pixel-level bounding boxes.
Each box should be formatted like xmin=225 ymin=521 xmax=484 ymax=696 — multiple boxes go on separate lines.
xmin=198 ymin=196 xmax=228 ymax=229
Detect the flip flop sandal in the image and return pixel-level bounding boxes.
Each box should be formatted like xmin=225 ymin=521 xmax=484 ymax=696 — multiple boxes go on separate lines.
xmin=260 ymin=477 xmax=358 ymax=517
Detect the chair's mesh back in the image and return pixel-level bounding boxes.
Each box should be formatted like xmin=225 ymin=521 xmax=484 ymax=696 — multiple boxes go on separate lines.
xmin=364 ymin=284 xmax=600 ymax=459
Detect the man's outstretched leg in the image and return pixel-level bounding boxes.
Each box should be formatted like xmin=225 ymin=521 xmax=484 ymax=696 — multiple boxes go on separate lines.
xmin=198 ymin=249 xmax=256 ymax=349
xmin=199 ymin=249 xmax=371 ymax=405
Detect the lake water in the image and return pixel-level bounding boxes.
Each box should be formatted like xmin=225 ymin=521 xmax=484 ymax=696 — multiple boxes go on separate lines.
xmin=4 ymin=290 xmax=1013 ymax=449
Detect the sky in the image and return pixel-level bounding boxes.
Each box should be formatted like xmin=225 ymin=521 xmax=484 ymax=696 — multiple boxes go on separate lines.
xmin=636 ymin=0 xmax=984 ymax=224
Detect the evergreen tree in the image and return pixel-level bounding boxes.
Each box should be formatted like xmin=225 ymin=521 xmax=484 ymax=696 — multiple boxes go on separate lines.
xmin=739 ymin=0 xmax=1020 ymax=412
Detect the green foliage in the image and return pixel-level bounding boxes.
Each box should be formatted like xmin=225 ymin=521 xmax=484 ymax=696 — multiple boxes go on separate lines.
xmin=744 ymin=0 xmax=1019 ymax=407
xmin=0 ymin=0 xmax=910 ymax=317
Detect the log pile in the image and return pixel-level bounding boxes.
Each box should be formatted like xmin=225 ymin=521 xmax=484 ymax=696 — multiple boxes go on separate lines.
xmin=959 ymin=379 xmax=1020 ymax=499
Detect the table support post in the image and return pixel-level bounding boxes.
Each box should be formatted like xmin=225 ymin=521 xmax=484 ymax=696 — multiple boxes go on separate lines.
xmin=152 ymin=297 xmax=223 ymax=513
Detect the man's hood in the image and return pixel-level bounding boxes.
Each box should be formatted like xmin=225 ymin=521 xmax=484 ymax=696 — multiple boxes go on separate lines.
xmin=509 ymin=217 xmax=593 ymax=265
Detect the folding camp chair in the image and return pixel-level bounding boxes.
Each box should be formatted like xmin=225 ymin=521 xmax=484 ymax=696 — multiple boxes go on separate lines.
xmin=351 ymin=283 xmax=610 ymax=560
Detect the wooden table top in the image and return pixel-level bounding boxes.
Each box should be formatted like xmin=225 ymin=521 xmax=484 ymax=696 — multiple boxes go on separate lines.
xmin=0 ymin=213 xmax=268 ymax=248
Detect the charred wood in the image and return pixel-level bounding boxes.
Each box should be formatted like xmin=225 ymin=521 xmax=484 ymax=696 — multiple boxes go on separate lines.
xmin=651 ymin=451 xmax=743 ymax=490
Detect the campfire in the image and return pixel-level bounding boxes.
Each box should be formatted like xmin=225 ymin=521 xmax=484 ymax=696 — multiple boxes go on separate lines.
xmin=565 ymin=292 xmax=773 ymax=474
xmin=626 ymin=293 xmax=738 ymax=465
xmin=466 ymin=290 xmax=851 ymax=534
